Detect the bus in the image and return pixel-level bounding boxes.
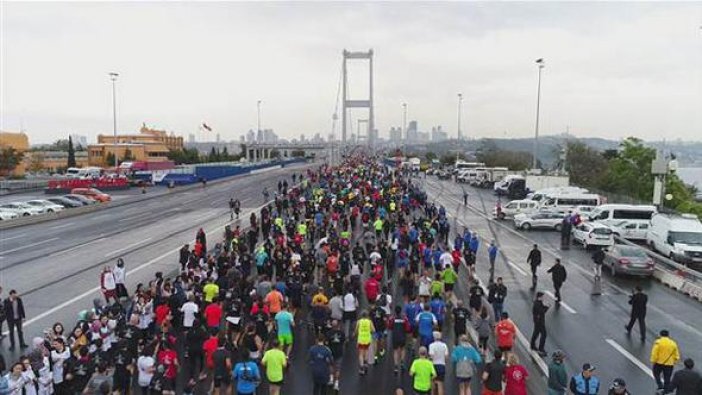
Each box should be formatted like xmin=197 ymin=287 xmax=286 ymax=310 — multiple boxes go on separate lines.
xmin=540 ymin=193 xmax=601 ymax=211
xmin=588 ymin=204 xmax=657 ymax=226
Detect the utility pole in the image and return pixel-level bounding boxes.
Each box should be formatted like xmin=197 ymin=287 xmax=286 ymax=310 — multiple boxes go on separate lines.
xmin=109 ymin=72 xmax=119 ymax=169
xmin=257 ymin=100 xmax=262 ymax=136
xmin=532 ymin=59 xmax=545 ymax=170
xmin=402 ymin=102 xmax=407 ymax=153
xmin=457 ymin=93 xmax=463 ymax=141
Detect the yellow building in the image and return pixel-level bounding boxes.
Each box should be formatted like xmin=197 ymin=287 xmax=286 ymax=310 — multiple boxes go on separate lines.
xmin=0 ymin=131 xmax=30 ymax=176
xmin=25 ymin=150 xmax=89 ymax=173
xmin=88 ymin=124 xmax=182 ymax=167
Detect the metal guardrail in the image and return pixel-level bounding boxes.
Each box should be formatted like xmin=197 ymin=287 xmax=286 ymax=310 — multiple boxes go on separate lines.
xmin=0 ymin=179 xmax=50 ymax=195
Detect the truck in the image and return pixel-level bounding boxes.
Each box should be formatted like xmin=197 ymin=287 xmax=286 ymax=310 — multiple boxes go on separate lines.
xmin=408 ymin=157 xmax=421 ymax=172
xmin=495 ymin=174 xmax=570 ymax=198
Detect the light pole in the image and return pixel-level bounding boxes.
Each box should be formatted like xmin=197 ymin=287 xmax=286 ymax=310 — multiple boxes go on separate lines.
xmin=402 ymin=102 xmax=407 ymax=147
xmin=532 ymin=59 xmax=545 ymax=170
xmin=257 ymin=100 xmax=262 ymax=136
xmin=109 ymin=72 xmax=119 ymax=169
xmin=457 ymin=93 xmax=463 ymax=141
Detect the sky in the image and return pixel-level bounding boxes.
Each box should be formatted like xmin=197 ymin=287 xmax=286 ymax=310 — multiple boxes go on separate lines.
xmin=1 ymin=2 xmax=701 ymax=144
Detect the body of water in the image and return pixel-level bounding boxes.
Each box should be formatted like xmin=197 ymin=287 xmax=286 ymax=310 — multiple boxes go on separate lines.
xmin=678 ymin=167 xmax=702 ymax=188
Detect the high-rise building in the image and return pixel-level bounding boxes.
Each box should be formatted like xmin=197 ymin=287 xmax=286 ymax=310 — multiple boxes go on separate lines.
xmin=216 ymin=133 xmax=221 ymax=143
xmin=431 ymin=126 xmax=447 ymax=142
xmin=245 ymin=129 xmax=256 ymax=143
xmin=188 ymin=133 xmax=196 ymax=143
xmin=262 ymin=129 xmax=278 ymax=143
xmin=406 ymin=121 xmax=419 ymax=143
xmin=389 ymin=127 xmax=402 ymax=143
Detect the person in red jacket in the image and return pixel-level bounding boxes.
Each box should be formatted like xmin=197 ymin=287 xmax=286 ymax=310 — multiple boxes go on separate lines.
xmin=495 ymin=311 xmax=516 ymax=360
xmin=364 ymin=276 xmax=380 ymax=304
xmin=204 ymin=298 xmax=223 ymax=332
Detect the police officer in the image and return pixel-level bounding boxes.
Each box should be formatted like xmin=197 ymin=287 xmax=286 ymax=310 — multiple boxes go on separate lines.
xmin=625 ymin=286 xmax=647 ymax=342
xmin=547 ymin=258 xmax=567 ymax=303
xmin=530 ymin=291 xmax=549 ymax=356
xmin=527 ymin=244 xmax=542 ymax=290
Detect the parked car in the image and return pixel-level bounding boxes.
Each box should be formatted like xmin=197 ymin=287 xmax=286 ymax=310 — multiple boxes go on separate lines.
xmin=436 ymin=171 xmax=451 ymax=180
xmin=514 ymin=211 xmax=565 ymax=231
xmin=572 ymin=222 xmax=615 ymax=249
xmin=0 ymin=202 xmax=45 ymax=216
xmin=494 ymin=199 xmax=540 ymax=220
xmin=63 ymin=194 xmax=98 ymax=206
xmin=71 ymin=188 xmax=112 ymax=202
xmin=603 ymin=244 xmax=655 ymax=277
xmin=47 ymin=196 xmax=84 ymax=208
xmin=0 ymin=209 xmax=19 ymax=220
xmin=609 ymin=220 xmax=649 ymax=241
xmin=25 ymin=199 xmax=65 ymax=213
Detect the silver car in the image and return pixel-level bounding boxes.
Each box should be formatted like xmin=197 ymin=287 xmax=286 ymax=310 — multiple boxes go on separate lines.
xmin=514 ymin=212 xmax=565 ymax=231
xmin=603 ymin=245 xmax=655 ymax=277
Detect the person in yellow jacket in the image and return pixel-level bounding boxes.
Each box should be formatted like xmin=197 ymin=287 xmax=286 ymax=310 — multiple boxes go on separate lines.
xmin=650 ymin=329 xmax=680 ymax=393
xmin=354 ymin=310 xmax=376 ymax=376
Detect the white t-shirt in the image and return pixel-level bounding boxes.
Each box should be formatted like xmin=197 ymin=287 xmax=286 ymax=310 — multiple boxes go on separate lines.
xmin=429 ymin=341 xmax=449 ymax=366
xmin=439 ymin=252 xmax=453 ymax=268
xmin=342 ymin=293 xmax=358 ymax=312
xmin=418 ymin=277 xmax=431 ymax=296
xmin=137 ymin=355 xmax=155 ymax=387
xmin=376 ymin=293 xmax=393 ymax=315
xmin=180 ymin=301 xmax=199 ymax=328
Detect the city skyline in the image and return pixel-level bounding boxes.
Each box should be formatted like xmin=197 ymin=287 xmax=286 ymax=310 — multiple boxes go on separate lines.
xmin=2 ymin=2 xmax=701 ymax=144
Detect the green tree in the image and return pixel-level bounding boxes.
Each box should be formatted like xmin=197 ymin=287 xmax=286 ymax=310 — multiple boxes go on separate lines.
xmin=565 ymin=141 xmax=608 ymax=188
xmin=122 ymin=148 xmax=134 ymax=161
xmin=29 ymin=152 xmax=45 ymax=173
xmin=600 ymin=137 xmax=655 ymax=202
xmin=425 ymin=151 xmax=437 ymax=161
xmin=0 ymin=147 xmax=24 ymax=176
xmin=67 ymin=136 xmax=76 ymax=167
xmin=105 ymin=152 xmax=116 ymax=167
xmin=476 ymin=149 xmax=534 ymax=170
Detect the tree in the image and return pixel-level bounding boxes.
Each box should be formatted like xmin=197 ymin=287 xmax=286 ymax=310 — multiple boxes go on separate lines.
xmin=425 ymin=151 xmax=437 ymax=161
xmin=600 ymin=137 xmax=655 ymax=202
xmin=565 ymin=141 xmax=608 ymax=188
xmin=476 ymin=149 xmax=533 ymax=170
xmin=105 ymin=152 xmax=116 ymax=167
xmin=167 ymin=148 xmax=201 ymax=164
xmin=67 ymin=136 xmax=76 ymax=168
xmin=28 ymin=152 xmax=45 ymax=173
xmin=122 ymin=148 xmax=135 ymax=161
xmin=0 ymin=147 xmax=24 ymax=176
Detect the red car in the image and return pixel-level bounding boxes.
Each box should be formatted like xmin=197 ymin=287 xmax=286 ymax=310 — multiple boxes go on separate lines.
xmin=70 ymin=188 xmax=112 ymax=203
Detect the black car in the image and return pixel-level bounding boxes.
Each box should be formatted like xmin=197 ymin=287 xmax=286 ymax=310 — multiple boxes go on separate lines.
xmin=47 ymin=196 xmax=83 ymax=208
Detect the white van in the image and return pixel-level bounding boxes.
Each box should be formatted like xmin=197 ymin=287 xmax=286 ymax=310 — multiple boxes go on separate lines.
xmin=540 ymin=193 xmax=601 ymax=211
xmin=588 ymin=204 xmax=657 ymax=226
xmin=647 ymin=213 xmax=702 ymax=266
xmin=494 ymin=199 xmax=540 ymax=220
xmin=494 ymin=175 xmax=524 ymax=195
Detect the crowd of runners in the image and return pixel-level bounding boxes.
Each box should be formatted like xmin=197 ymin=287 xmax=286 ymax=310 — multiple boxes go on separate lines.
xmin=1 ymin=154 xmax=701 ymax=395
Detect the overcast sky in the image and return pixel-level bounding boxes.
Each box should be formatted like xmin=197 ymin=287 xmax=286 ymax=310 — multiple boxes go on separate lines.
xmin=1 ymin=2 xmax=701 ymax=144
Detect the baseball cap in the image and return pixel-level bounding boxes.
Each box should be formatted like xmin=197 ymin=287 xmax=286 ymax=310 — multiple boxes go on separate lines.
xmin=582 ymin=363 xmax=596 ymax=372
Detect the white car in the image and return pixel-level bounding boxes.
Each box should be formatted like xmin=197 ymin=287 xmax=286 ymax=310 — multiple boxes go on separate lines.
xmin=0 ymin=209 xmax=19 ymax=220
xmin=609 ymin=220 xmax=649 ymax=241
xmin=0 ymin=202 xmax=45 ymax=216
xmin=494 ymin=199 xmax=540 ymax=220
xmin=571 ymin=222 xmax=614 ymax=249
xmin=514 ymin=212 xmax=565 ymax=231
xmin=25 ymin=199 xmax=65 ymax=213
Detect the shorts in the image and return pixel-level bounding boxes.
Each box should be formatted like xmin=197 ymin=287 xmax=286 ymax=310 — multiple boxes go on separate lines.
xmin=481 ymin=388 xmax=503 ymax=395
xmin=162 ymin=377 xmax=176 ymax=391
xmin=457 ymin=377 xmax=472 ymax=384
xmin=373 ymin=330 xmax=386 ymax=340
xmin=214 ymin=374 xmax=231 ymax=388
xmin=444 ymin=283 xmax=454 ymax=292
xmin=419 ymin=334 xmax=432 ymax=348
xmin=414 ymin=389 xmax=431 ymax=395
xmin=343 ymin=311 xmax=357 ymax=321
xmin=357 ymin=342 xmax=370 ymax=350
xmin=434 ymin=364 xmax=446 ymax=381
xmin=268 ymin=379 xmax=284 ymax=386
xmin=498 ymin=345 xmax=512 ymax=353
xmin=278 ymin=333 xmax=294 ymax=346
xmin=392 ymin=338 xmax=406 ymax=349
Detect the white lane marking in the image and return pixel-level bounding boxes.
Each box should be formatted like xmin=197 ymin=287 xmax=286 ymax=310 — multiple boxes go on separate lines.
xmin=2 ymin=233 xmax=28 ymax=241
xmin=119 ymin=214 xmax=143 ymax=222
xmin=104 ymin=237 xmax=153 ymax=257
xmin=605 ymin=339 xmax=654 ymax=378
xmin=1 ymin=237 xmax=60 ymax=254
xmin=543 ymin=291 xmax=578 ymax=314
xmin=507 ymin=260 xmax=528 ymax=276
xmin=50 ymin=222 xmax=75 ymax=230
xmin=8 ymin=247 xmax=178 ymax=332
xmin=49 ymin=237 xmax=107 ymax=256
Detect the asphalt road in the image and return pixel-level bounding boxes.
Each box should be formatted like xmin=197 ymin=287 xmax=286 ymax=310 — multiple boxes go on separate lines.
xmin=422 ymin=174 xmax=702 ymax=395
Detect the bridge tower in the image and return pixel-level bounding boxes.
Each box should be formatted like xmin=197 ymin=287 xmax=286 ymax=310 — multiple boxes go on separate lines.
xmin=341 ymin=49 xmax=374 ymax=147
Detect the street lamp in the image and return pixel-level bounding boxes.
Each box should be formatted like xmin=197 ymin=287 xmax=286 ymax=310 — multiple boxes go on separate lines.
xmin=532 ymin=59 xmax=545 ymax=170
xmin=457 ymin=93 xmax=463 ymax=141
xmin=402 ymin=102 xmax=407 ymax=140
xmin=108 ymin=72 xmax=119 ymax=169
xmin=257 ymin=100 xmax=262 ymax=136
